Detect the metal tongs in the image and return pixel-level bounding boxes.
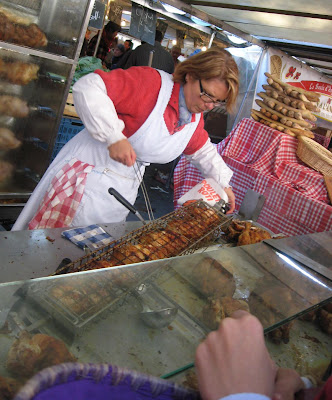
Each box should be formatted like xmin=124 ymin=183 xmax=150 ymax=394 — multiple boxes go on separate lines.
xmin=108 ymin=187 xmax=146 ymax=225
xmin=213 ymin=198 xmax=230 ymax=214
xmin=108 ymin=161 xmax=155 ymax=225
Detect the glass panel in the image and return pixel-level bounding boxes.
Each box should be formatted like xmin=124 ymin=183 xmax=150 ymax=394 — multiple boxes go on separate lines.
xmin=0 ymin=0 xmax=90 ymax=58
xmin=0 ymin=241 xmax=330 ymax=388
xmin=0 ymin=48 xmax=72 ymax=195
xmin=227 ymin=46 xmax=263 ymax=133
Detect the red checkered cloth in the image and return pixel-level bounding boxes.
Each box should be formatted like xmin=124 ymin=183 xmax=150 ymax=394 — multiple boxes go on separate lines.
xmin=173 ymin=118 xmax=332 ymax=236
xmin=28 ymin=159 xmax=94 ymax=229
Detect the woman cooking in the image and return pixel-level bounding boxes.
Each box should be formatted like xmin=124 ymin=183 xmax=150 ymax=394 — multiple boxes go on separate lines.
xmin=12 ymin=48 xmax=239 ymax=230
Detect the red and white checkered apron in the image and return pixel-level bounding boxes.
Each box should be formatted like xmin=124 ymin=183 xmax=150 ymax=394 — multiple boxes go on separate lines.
xmin=28 ymin=158 xmax=94 ymax=229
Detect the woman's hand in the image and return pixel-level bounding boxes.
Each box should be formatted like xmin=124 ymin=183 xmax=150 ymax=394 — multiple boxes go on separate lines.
xmin=195 ymin=311 xmax=277 ymax=400
xmin=108 ymin=139 xmax=136 ymax=167
xmin=273 ymin=368 xmax=305 ymax=400
xmin=224 ymin=186 xmax=235 ymax=214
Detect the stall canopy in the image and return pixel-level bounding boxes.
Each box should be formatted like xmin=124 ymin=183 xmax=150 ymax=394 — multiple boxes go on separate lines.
xmin=160 ymin=0 xmax=332 ymax=78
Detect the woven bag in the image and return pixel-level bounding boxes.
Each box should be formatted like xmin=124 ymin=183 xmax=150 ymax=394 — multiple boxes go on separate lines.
xmin=297 ymin=136 xmax=332 ymax=177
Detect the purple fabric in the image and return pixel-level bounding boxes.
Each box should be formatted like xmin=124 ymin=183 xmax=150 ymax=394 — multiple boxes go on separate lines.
xmin=14 ymin=363 xmax=199 ymax=400
xmin=313 ymin=132 xmax=331 ymax=149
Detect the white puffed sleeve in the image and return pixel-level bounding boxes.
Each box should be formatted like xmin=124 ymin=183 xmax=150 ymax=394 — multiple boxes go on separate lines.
xmin=72 ymin=73 xmax=126 ymax=146
xmin=185 ymin=139 xmax=233 ymax=189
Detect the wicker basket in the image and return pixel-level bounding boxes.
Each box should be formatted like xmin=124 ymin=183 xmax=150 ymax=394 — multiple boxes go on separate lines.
xmin=297 ymin=136 xmax=332 ymax=177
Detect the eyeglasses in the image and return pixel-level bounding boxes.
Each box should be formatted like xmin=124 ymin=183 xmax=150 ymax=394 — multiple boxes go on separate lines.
xmin=199 ymin=80 xmax=227 ymax=107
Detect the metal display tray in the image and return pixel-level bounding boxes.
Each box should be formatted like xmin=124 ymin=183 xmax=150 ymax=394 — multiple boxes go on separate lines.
xmin=26 ymin=274 xmax=129 ymax=329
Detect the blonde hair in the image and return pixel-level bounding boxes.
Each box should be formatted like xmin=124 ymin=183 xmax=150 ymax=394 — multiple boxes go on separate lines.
xmin=173 ymin=48 xmax=239 ymax=112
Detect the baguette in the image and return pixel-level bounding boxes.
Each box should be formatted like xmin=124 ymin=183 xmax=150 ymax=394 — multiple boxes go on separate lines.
xmin=257 ymin=92 xmax=317 ymax=121
xmin=265 ymin=72 xmax=320 ymax=102
xmin=262 ymin=84 xmax=319 ymax=112
xmin=251 ymin=109 xmax=314 ymax=138
xmin=255 ymin=99 xmax=313 ymax=129
xmin=251 ymin=109 xmax=295 ymax=136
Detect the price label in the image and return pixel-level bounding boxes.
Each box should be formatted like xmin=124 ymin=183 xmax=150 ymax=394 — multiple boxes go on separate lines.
xmin=129 ymin=2 xmax=157 ymax=45
xmin=89 ymin=1 xmax=106 ymax=29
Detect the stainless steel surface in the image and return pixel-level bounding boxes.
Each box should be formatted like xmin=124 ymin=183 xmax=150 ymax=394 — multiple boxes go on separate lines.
xmin=0 ymin=221 xmax=142 ymax=283
xmin=263 ymin=238 xmax=332 ymax=281
xmin=238 ymin=189 xmax=266 ymax=221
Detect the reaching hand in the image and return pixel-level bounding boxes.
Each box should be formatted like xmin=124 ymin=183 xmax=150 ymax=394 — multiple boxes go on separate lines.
xmin=195 ymin=310 xmax=277 ymax=400
xmin=223 ymin=186 xmax=235 ymax=214
xmin=273 ymin=368 xmax=305 ymax=400
xmin=108 ymin=139 xmax=136 ymax=166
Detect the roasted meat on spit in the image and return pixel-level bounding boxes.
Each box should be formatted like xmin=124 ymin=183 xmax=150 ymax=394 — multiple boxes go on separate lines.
xmin=0 ymin=95 xmax=29 ymax=118
xmin=0 ymin=11 xmax=47 ymax=48
xmin=0 ymin=58 xmax=40 ymax=85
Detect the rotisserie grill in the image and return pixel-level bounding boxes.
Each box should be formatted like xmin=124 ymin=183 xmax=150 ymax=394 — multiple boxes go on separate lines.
xmin=54 ymin=200 xmax=232 ymax=275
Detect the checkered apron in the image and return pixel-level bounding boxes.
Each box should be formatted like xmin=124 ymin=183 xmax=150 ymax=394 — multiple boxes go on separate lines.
xmin=28 ymin=158 xmax=93 ymax=229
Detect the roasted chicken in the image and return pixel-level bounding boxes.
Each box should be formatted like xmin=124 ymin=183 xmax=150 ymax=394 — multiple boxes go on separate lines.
xmin=7 ymin=331 xmax=76 ymax=378
xmin=0 ymin=12 xmax=47 ymax=48
xmin=0 ymin=95 xmax=29 ymax=118
xmin=191 ymin=257 xmax=236 ymax=298
xmin=0 ymin=58 xmax=39 ymax=85
xmin=65 ymin=203 xmax=224 ymax=273
xmin=0 ymin=375 xmax=21 ymax=400
xmin=202 ymin=296 xmax=250 ymax=329
xmin=223 ymin=219 xmax=271 ymax=246
xmin=0 ymin=127 xmax=21 ymax=150
xmin=0 ymin=160 xmax=14 ymax=184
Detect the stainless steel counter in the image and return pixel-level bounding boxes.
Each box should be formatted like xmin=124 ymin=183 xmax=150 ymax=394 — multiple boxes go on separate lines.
xmin=0 ymin=228 xmax=331 ymax=390
xmin=0 ymin=222 xmax=142 ymax=283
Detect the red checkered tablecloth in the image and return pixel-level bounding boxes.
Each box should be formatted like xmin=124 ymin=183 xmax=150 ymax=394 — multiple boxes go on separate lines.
xmin=174 ymin=118 xmax=332 ymax=236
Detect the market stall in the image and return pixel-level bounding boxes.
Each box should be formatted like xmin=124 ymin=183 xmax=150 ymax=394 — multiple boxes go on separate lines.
xmin=174 ymin=118 xmax=332 ymax=236
xmin=0 ymin=0 xmax=94 ymax=227
xmin=0 ymin=220 xmax=331 ymax=397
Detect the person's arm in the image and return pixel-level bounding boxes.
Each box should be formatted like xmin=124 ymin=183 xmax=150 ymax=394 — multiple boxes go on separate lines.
xmin=72 ymin=73 xmax=135 ymax=166
xmin=72 ymin=73 xmax=126 ymax=147
xmin=273 ymin=369 xmax=306 ymax=400
xmin=195 ymin=311 xmax=277 ymax=400
xmin=219 ymin=395 xmax=269 ymax=400
xmin=184 ymin=138 xmax=235 ymax=213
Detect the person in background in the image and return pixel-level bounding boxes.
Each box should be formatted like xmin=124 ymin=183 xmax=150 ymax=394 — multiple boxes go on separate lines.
xmin=106 ymin=43 xmax=125 ymax=70
xmin=79 ymin=29 xmax=92 ymax=58
xmin=86 ymin=21 xmax=121 ymax=64
xmin=171 ymin=45 xmax=182 ymax=67
xmin=124 ymin=39 xmax=133 ymax=51
xmin=115 ymin=39 xmax=134 ymax=69
xmin=124 ymin=30 xmax=174 ymax=73
xmin=195 ymin=310 xmax=330 ymax=400
xmin=12 ymin=48 xmax=238 ymax=230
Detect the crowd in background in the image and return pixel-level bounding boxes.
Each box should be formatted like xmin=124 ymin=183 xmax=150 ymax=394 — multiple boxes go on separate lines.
xmin=80 ymin=21 xmax=186 ymax=73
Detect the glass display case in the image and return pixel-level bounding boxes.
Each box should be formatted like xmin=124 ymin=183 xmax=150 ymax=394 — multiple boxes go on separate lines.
xmin=0 ymin=0 xmax=94 ymax=208
xmin=0 ymin=233 xmax=331 ymax=397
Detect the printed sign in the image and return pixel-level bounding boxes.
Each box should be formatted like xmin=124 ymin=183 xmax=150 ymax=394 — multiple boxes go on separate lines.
xmin=255 ymin=48 xmax=332 ymax=129
xmin=129 ymin=2 xmax=156 ymax=45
